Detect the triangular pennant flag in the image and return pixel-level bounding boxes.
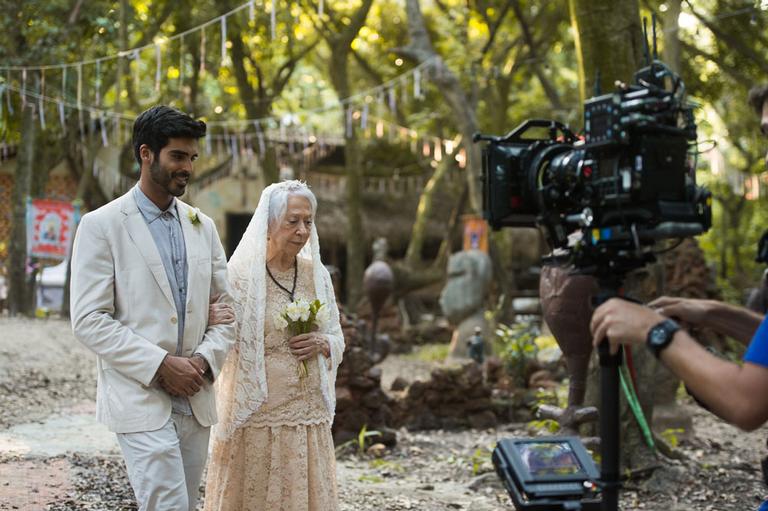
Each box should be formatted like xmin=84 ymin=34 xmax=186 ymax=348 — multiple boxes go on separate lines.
xmin=200 ymin=27 xmax=207 ymax=73
xmin=61 ymin=67 xmax=67 ymax=101
xmin=38 ymin=97 xmax=46 ymax=130
xmin=58 ymin=101 xmax=65 ymax=129
xmin=76 ymin=63 xmax=83 ymax=108
xmin=221 ymin=17 xmax=228 ymax=62
xmin=96 ymin=60 xmax=102 ymax=105
xmin=270 ymin=0 xmax=276 ymax=40
xmin=155 ymin=44 xmax=162 ymax=92
xmin=132 ymin=50 xmax=140 ymax=93
xmin=5 ymin=70 xmax=13 ymax=115
xmin=100 ymin=114 xmax=109 ymax=147
xmin=21 ymin=68 xmax=27 ymax=108
xmin=179 ymin=34 xmax=185 ymax=88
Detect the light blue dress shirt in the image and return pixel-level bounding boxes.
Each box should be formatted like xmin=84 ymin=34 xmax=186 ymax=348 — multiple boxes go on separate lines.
xmin=133 ymin=186 xmax=192 ymax=416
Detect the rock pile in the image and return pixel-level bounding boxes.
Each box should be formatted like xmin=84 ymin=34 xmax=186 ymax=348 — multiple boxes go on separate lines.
xmin=391 ymin=362 xmax=502 ymax=430
xmin=332 ymin=310 xmax=396 ymax=447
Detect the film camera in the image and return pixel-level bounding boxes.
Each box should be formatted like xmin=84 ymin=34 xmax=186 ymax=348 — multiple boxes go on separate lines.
xmin=475 ymin=60 xmax=712 ymax=274
xmin=476 ymin=56 xmax=713 ymax=510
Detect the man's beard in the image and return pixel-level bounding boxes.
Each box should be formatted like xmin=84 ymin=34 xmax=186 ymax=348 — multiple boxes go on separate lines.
xmin=149 ymin=160 xmax=189 ymax=197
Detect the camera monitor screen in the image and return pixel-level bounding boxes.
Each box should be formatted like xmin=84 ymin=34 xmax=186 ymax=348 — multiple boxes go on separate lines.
xmin=514 ymin=441 xmax=584 ymax=478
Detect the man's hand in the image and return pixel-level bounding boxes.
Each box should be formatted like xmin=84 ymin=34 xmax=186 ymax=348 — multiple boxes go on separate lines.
xmin=190 ymin=354 xmax=209 ymax=374
xmin=288 ymin=333 xmax=330 ymax=361
xmin=156 ymin=355 xmax=205 ymax=397
xmin=647 ymin=296 xmax=712 ymax=327
xmin=590 ymin=298 xmax=667 ymax=354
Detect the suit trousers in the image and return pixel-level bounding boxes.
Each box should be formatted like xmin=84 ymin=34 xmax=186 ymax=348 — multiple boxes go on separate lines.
xmin=117 ymin=413 xmax=210 ymax=511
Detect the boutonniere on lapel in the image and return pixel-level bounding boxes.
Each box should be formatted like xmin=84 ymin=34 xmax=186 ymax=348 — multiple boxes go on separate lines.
xmin=188 ymin=207 xmax=202 ymax=227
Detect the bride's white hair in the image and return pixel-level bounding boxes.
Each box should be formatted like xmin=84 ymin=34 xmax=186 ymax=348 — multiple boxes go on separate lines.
xmin=213 ymin=179 xmax=344 ymax=440
xmin=267 ymin=180 xmax=318 ymax=231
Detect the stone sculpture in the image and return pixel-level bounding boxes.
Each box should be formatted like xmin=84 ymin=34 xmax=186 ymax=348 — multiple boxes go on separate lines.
xmin=439 ymin=250 xmax=492 ymax=359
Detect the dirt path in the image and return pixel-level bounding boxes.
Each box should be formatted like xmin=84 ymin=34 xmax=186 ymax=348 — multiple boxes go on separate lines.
xmin=1 ymin=317 xmax=768 ymax=510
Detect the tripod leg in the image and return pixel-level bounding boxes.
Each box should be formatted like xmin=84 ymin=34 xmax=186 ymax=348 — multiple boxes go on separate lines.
xmin=599 ymin=341 xmax=621 ymax=511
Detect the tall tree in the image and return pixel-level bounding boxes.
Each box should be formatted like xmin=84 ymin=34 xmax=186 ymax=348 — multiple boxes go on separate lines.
xmin=8 ymin=104 xmax=35 ymax=316
xmin=306 ymin=0 xmax=375 ymax=310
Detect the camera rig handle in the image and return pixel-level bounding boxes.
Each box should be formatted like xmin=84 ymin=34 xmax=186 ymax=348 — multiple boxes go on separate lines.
xmin=474 ymin=119 xmax=579 ymax=145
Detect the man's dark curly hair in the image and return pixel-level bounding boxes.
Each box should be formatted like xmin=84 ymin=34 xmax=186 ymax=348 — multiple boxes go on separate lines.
xmin=132 ymin=106 xmax=206 ymax=166
xmin=748 ymin=85 xmax=768 ymax=116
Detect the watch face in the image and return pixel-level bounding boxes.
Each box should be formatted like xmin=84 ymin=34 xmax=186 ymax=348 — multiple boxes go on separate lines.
xmin=650 ymin=328 xmax=667 ymax=346
xmin=647 ymin=319 xmax=680 ymax=355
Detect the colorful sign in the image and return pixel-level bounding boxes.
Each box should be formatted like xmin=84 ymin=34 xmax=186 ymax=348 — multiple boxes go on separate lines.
xmin=27 ymin=199 xmax=79 ymax=260
xmin=462 ymin=214 xmax=488 ymax=253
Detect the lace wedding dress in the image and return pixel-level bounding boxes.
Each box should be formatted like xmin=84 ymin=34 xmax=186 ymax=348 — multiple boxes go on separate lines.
xmin=204 ymin=257 xmax=338 ymax=510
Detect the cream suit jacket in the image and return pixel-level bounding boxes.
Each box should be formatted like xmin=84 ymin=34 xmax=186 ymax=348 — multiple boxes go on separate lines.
xmin=70 ymin=188 xmax=235 ymax=434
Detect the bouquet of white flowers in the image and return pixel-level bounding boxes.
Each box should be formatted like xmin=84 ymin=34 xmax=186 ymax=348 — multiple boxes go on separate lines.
xmin=273 ymin=298 xmax=330 ymax=379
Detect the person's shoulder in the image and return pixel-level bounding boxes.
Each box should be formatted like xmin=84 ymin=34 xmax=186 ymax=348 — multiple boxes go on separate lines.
xmin=80 ymin=194 xmax=125 ymax=227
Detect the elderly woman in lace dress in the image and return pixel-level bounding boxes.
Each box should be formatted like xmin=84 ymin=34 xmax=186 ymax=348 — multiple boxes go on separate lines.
xmin=204 ymin=180 xmax=345 ymax=511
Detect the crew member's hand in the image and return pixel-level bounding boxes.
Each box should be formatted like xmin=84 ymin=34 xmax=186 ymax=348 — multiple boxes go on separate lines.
xmin=647 ymin=296 xmax=711 ymax=327
xmin=590 ymin=298 xmax=666 ymax=354
xmin=288 ymin=333 xmax=330 ymax=361
xmin=156 ymin=355 xmax=206 ymax=396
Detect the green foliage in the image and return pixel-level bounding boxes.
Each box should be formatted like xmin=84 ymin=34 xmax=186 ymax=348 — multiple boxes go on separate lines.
xmin=533 ymin=384 xmax=568 ymax=410
xmin=660 ymin=428 xmax=685 ymax=449
xmin=403 ymin=343 xmax=450 ymax=363
xmin=335 ymin=424 xmax=382 ymax=457
xmin=368 ymin=458 xmax=405 ymax=473
xmin=494 ymin=321 xmax=540 ymax=387
xmin=527 ymin=418 xmax=560 ymax=434
xmin=470 ymin=445 xmax=494 ymax=476
xmin=357 ymin=473 xmax=385 ymax=484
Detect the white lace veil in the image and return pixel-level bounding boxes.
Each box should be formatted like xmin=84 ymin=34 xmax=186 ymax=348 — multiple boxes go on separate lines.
xmin=214 ymin=180 xmax=343 ymax=440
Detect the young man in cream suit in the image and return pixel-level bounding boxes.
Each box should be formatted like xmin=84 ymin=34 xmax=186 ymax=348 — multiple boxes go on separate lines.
xmin=71 ymin=106 xmax=235 ymax=511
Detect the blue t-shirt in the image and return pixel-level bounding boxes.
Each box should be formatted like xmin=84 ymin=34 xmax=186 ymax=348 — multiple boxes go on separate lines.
xmin=744 ymin=316 xmax=768 ymax=367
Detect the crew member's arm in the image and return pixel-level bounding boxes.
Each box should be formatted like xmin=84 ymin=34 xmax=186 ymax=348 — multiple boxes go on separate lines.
xmin=591 ymin=298 xmax=768 ymax=431
xmin=649 ymin=296 xmax=763 ymax=345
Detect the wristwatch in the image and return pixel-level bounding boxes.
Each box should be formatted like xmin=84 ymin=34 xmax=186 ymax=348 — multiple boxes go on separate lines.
xmin=646 ymin=318 xmax=681 ymax=358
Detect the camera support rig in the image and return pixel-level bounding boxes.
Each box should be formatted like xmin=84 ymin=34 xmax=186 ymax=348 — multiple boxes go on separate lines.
xmin=483 ymin=16 xmax=713 ymax=509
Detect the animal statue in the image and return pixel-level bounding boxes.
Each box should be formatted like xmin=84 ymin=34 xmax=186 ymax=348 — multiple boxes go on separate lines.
xmin=538 ymin=264 xmax=599 ymax=433
xmin=362 ymin=238 xmax=395 ymax=355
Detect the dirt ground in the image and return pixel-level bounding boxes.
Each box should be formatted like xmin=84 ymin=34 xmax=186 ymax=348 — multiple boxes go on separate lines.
xmin=1 ymin=316 xmax=768 ymax=510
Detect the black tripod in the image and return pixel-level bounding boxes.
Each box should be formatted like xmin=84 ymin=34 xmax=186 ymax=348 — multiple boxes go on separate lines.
xmin=587 ymin=262 xmax=649 ymax=511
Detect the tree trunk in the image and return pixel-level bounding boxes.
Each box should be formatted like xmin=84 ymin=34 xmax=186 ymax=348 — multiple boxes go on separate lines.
xmin=8 ymin=104 xmax=36 ymax=316
xmin=405 ymin=159 xmax=451 ymax=267
xmin=400 ymin=0 xmax=482 ymax=213
xmin=662 ymin=0 xmax=682 ymax=75
xmin=570 ymin=0 xmax=658 ymax=470
xmin=569 ymin=0 xmax=644 ymax=100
